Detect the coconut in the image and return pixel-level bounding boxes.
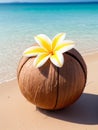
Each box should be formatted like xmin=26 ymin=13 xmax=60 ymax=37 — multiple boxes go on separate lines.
xmin=17 ymin=48 xmax=87 ymax=110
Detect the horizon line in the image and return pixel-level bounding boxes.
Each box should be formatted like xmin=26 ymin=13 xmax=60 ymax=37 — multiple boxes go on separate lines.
xmin=0 ymin=1 xmax=98 ymax=4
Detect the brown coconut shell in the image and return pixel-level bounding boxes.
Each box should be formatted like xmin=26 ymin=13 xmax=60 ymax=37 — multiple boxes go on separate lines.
xmin=17 ymin=48 xmax=87 ymax=110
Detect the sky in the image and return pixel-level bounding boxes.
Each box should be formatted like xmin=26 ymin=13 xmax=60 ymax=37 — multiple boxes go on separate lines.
xmin=0 ymin=0 xmax=98 ymax=3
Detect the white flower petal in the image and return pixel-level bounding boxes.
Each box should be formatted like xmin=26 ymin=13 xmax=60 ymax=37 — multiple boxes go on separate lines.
xmin=34 ymin=34 xmax=52 ymax=51
xmin=54 ymin=40 xmax=75 ymax=53
xmin=23 ymin=46 xmax=46 ymax=57
xmin=52 ymin=33 xmax=66 ymax=49
xmin=33 ymin=54 xmax=50 ymax=68
xmin=50 ymin=52 xmax=64 ymax=68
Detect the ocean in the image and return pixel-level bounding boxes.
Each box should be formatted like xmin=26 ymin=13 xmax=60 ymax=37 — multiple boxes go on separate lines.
xmin=0 ymin=2 xmax=98 ymax=83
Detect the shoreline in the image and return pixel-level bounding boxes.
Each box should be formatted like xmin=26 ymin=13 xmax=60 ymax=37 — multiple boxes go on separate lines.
xmin=0 ymin=49 xmax=98 ymax=85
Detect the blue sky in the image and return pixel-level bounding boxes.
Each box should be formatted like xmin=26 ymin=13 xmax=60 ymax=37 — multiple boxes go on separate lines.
xmin=0 ymin=0 xmax=98 ymax=3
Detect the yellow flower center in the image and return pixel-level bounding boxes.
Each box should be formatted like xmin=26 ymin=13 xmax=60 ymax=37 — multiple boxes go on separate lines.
xmin=49 ymin=50 xmax=54 ymax=55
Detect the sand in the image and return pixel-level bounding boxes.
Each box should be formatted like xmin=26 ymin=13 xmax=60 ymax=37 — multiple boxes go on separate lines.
xmin=0 ymin=52 xmax=98 ymax=130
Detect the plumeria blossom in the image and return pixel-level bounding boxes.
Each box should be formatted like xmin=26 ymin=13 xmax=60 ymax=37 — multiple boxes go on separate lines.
xmin=23 ymin=33 xmax=75 ymax=68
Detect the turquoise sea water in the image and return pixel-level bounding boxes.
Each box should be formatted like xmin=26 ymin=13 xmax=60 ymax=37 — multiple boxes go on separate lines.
xmin=0 ymin=3 xmax=98 ymax=82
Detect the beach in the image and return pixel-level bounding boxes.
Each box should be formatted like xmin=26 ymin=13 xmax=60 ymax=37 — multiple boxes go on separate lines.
xmin=0 ymin=2 xmax=98 ymax=130
xmin=0 ymin=51 xmax=98 ymax=130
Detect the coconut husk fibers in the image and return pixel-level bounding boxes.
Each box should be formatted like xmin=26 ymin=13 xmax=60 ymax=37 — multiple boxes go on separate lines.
xmin=17 ymin=48 xmax=87 ymax=110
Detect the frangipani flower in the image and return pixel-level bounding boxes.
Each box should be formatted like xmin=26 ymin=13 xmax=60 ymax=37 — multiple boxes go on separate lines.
xmin=23 ymin=33 xmax=75 ymax=68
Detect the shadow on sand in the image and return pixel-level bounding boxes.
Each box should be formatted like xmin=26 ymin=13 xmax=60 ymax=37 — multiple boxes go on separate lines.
xmin=38 ymin=93 xmax=98 ymax=125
